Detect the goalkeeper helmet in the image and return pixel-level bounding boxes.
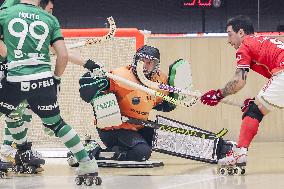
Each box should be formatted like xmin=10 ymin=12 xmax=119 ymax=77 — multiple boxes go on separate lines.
xmin=131 ymin=45 xmax=160 ymax=80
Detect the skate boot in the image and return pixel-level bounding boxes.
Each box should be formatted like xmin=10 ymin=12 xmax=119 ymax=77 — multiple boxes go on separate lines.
xmin=0 ymin=144 xmax=16 ymax=164
xmin=14 ymin=142 xmax=45 ymax=174
xmin=0 ymin=159 xmax=13 ymax=178
xmin=217 ymin=146 xmax=247 ymax=176
xmin=0 ymin=145 xmax=16 ymax=178
xmin=67 ymin=138 xmax=102 ymax=167
xmin=75 ymin=158 xmax=102 ymax=186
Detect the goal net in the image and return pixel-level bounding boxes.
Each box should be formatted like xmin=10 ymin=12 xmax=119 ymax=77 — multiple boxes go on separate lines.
xmin=0 ymin=28 xmax=145 ymax=149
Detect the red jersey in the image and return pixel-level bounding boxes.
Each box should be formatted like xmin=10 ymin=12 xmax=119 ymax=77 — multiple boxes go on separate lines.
xmin=236 ymin=35 xmax=284 ymax=78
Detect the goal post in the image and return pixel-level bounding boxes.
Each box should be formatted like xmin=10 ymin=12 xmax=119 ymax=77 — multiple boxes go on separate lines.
xmin=0 ymin=28 xmax=145 ymax=150
xmin=62 ymin=28 xmax=145 ymax=50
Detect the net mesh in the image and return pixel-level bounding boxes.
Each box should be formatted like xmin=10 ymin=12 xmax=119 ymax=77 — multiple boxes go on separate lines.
xmin=0 ymin=29 xmax=144 ymax=148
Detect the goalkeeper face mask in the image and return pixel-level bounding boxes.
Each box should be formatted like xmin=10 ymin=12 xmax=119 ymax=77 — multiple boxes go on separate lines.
xmin=131 ymin=45 xmax=160 ymax=80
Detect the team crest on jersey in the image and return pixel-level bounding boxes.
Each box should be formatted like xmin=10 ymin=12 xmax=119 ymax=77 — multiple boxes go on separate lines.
xmin=132 ymin=97 xmax=141 ymax=105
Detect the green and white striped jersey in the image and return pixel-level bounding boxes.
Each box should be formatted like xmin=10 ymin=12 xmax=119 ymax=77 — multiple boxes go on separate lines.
xmin=0 ymin=3 xmax=63 ymax=82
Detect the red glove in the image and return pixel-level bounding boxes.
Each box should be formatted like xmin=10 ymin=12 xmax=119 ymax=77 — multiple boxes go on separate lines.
xmin=200 ymin=89 xmax=224 ymax=106
xmin=241 ymin=97 xmax=255 ymax=112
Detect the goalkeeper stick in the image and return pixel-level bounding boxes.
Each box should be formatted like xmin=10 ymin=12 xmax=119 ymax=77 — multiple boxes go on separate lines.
xmin=98 ymin=71 xmax=197 ymax=108
xmin=136 ymin=62 xmax=242 ymax=107
xmin=66 ymin=16 xmax=116 ymax=49
xmin=121 ymin=116 xmax=228 ymax=139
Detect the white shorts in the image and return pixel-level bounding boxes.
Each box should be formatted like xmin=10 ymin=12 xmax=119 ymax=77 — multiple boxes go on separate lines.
xmin=257 ymin=71 xmax=284 ymax=111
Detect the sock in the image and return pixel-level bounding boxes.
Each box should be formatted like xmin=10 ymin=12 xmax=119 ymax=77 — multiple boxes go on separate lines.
xmin=237 ymin=116 xmax=259 ymax=148
xmin=57 ymin=124 xmax=88 ymax=162
xmin=5 ymin=117 xmax=28 ymax=145
xmin=3 ymin=127 xmax=13 ymax=146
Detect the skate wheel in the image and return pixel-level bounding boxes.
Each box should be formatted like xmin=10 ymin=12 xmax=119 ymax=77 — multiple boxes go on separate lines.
xmin=75 ymin=176 xmax=83 ymax=185
xmin=28 ymin=166 xmax=36 ymax=174
xmin=234 ymin=167 xmax=242 ymax=176
xmin=14 ymin=165 xmax=24 ymax=173
xmin=241 ymin=167 xmax=246 ymax=175
xmin=95 ymin=177 xmax=102 ymax=185
xmin=84 ymin=177 xmax=94 ymax=186
xmin=228 ymin=168 xmax=234 ymax=175
xmin=219 ymin=168 xmax=228 ymax=176
xmin=0 ymin=171 xmax=5 ymax=178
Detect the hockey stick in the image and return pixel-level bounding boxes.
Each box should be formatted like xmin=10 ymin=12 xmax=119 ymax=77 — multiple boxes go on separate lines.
xmin=66 ymin=17 xmax=116 ymax=49
xmin=121 ymin=116 xmax=228 ymax=139
xmin=103 ymin=71 xmax=197 ymax=108
xmin=136 ymin=62 xmax=242 ymax=107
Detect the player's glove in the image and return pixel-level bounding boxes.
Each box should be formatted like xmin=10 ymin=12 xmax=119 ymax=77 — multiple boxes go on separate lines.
xmin=241 ymin=97 xmax=255 ymax=112
xmin=84 ymin=59 xmax=106 ymax=78
xmin=84 ymin=59 xmax=102 ymax=72
xmin=200 ymin=89 xmax=224 ymax=106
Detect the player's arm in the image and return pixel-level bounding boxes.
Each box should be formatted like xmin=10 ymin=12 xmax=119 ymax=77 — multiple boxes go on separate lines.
xmin=220 ymin=68 xmax=248 ymax=97
xmin=52 ymin=39 xmax=68 ymax=77
xmin=200 ymin=68 xmax=248 ymax=106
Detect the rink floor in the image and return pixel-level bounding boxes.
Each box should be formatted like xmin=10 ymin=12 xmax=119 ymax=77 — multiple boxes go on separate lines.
xmin=1 ymin=142 xmax=284 ymax=189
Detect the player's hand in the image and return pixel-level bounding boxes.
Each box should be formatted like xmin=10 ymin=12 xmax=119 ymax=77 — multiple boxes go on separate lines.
xmin=241 ymin=97 xmax=255 ymax=112
xmin=200 ymin=89 xmax=224 ymax=106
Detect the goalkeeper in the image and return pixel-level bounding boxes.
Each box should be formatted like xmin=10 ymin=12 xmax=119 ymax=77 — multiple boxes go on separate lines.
xmin=68 ymin=45 xmax=178 ymax=163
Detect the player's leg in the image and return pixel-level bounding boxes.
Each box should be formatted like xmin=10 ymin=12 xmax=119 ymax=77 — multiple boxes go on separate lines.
xmin=98 ymin=129 xmax=152 ymax=161
xmin=218 ymin=73 xmax=284 ymax=174
xmin=27 ymin=77 xmax=99 ymax=178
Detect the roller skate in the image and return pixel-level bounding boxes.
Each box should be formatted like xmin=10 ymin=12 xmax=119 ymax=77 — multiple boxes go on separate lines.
xmin=0 ymin=144 xmax=16 ymax=164
xmin=0 ymin=145 xmax=16 ymax=178
xmin=217 ymin=146 xmax=247 ymax=176
xmin=14 ymin=142 xmax=45 ymax=174
xmin=75 ymin=158 xmax=102 ymax=186
xmin=67 ymin=137 xmax=102 ymax=167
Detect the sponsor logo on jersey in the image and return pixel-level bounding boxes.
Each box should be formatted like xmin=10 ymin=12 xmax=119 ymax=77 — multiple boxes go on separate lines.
xmin=20 ymin=78 xmax=54 ymax=91
xmin=94 ymin=99 xmax=118 ymax=111
xmin=28 ymin=53 xmax=46 ymax=60
xmin=130 ymin=108 xmax=148 ymax=116
xmin=37 ymin=101 xmax=59 ymax=111
xmin=131 ymin=97 xmax=140 ymax=105
xmin=0 ymin=101 xmax=16 ymax=111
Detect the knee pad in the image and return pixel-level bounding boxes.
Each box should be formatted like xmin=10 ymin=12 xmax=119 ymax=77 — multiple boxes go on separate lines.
xmin=127 ymin=143 xmax=152 ymax=161
xmin=43 ymin=118 xmax=66 ymax=137
xmin=79 ymin=72 xmax=110 ymax=103
xmin=242 ymin=102 xmax=264 ymax=122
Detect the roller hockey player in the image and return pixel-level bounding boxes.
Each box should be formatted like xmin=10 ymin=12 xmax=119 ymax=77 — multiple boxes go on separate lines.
xmin=0 ymin=0 xmax=101 ymax=185
xmin=66 ymin=45 xmax=176 ymax=167
xmin=201 ymin=15 xmax=284 ymax=175
xmin=66 ymin=45 xmax=235 ymax=168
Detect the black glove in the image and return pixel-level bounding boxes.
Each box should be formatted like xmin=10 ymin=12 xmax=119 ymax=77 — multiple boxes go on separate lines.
xmin=83 ymin=59 xmax=102 ymax=72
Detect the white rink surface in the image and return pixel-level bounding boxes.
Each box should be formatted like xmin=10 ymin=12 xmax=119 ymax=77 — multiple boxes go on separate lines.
xmin=1 ymin=142 xmax=284 ymax=189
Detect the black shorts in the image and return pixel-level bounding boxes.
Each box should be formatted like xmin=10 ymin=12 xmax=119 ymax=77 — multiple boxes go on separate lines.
xmin=0 ymin=77 xmax=60 ymax=118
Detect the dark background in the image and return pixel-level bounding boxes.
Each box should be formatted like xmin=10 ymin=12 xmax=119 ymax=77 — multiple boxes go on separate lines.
xmin=2 ymin=0 xmax=284 ymax=33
